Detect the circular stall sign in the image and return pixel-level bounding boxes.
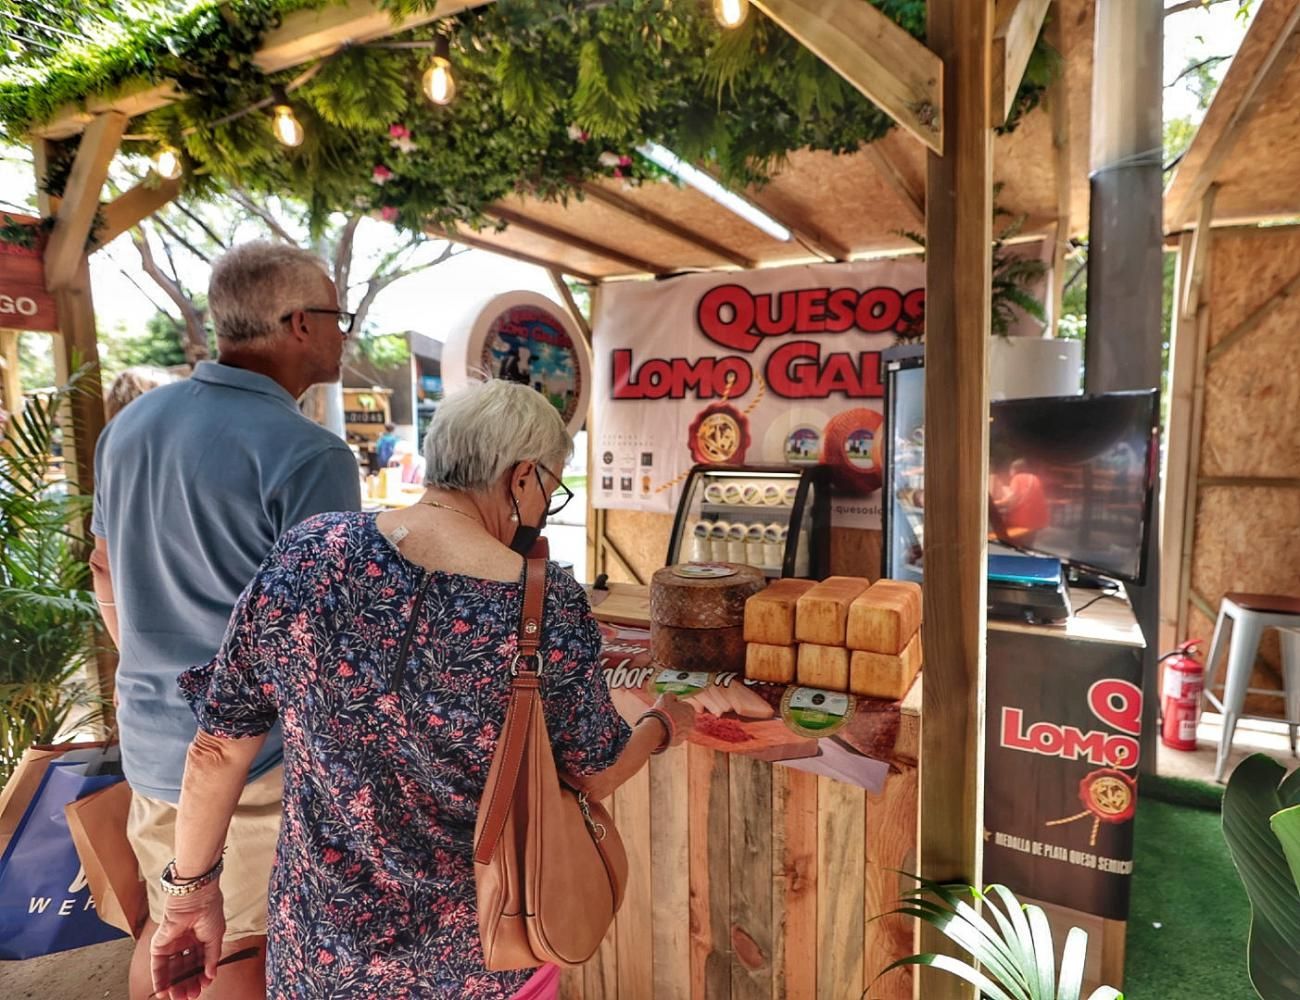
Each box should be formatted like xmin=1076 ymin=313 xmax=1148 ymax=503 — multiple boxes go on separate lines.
xmin=443 ymin=291 xmax=592 ymax=436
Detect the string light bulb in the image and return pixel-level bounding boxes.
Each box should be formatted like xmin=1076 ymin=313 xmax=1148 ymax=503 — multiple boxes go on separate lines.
xmin=152 ymin=146 xmax=183 ymax=180
xmin=271 ymin=102 xmax=304 ymax=147
xmin=713 ymin=0 xmax=750 ymax=28
xmin=422 ymin=36 xmax=456 ymax=106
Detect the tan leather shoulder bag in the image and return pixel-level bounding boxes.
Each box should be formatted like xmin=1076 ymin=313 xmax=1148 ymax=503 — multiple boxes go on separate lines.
xmin=472 ymin=558 xmax=628 ymax=970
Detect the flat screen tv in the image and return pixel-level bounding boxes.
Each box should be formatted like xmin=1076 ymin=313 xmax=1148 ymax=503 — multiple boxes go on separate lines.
xmin=987 ymin=390 xmax=1159 ymax=584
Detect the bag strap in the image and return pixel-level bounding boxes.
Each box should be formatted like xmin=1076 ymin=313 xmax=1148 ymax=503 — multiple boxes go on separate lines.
xmin=473 ymin=558 xmax=548 ymax=867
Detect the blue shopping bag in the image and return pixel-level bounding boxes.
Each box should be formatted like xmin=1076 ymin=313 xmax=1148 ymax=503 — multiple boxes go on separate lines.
xmin=0 ymin=752 xmax=128 ymax=959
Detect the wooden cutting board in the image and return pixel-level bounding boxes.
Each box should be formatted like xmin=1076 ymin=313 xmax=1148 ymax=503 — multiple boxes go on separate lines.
xmin=589 ymin=583 xmax=652 ymax=627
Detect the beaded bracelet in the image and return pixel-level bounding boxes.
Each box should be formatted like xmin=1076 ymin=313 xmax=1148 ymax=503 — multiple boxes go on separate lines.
xmin=637 ymin=708 xmax=675 ymax=755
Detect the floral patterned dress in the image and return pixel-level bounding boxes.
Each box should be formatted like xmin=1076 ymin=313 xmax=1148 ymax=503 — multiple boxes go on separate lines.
xmin=179 ymin=511 xmax=631 ymax=1000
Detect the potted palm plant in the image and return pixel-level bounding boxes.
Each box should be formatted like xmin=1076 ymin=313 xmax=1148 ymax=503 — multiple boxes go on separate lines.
xmin=0 ymin=369 xmax=104 ymax=785
xmin=875 ymin=876 xmax=1123 ymax=1000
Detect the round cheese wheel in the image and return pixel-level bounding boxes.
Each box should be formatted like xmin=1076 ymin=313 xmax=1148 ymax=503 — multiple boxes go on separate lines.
xmin=821 ymin=407 xmax=885 ymax=496
xmin=650 ymin=563 xmax=766 ymax=630
xmin=650 ymin=624 xmax=747 ymax=673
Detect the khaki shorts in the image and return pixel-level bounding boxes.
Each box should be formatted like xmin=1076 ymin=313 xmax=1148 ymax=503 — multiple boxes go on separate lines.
xmin=128 ymin=766 xmax=282 ymax=941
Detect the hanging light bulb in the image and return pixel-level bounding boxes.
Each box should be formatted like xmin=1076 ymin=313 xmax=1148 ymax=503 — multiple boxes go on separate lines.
xmin=713 ymin=0 xmax=750 ymax=29
xmin=272 ymin=102 xmax=304 ymax=147
xmin=152 ymin=146 xmax=183 ymax=181
xmin=422 ymin=36 xmax=456 ymax=106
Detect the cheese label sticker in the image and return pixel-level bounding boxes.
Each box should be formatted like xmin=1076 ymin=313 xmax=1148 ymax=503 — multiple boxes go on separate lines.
xmin=781 ymin=686 xmax=855 ymax=737
xmin=655 ymin=670 xmax=712 ymax=696
xmin=671 ymin=563 xmax=738 ymax=580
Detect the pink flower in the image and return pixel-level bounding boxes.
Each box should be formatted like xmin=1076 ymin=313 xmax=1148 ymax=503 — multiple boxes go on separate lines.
xmin=619 ymin=155 xmax=632 ymax=166
xmin=372 ymin=164 xmax=393 ymax=184
xmin=567 ymin=123 xmax=589 ymax=143
xmin=322 ymin=847 xmax=343 ymax=864
xmin=613 ymin=167 xmax=625 ymax=179
xmin=379 ymin=205 xmax=399 ymax=222
xmin=389 ymin=124 xmax=410 ymax=139
xmin=317 ymin=949 xmax=334 ymax=965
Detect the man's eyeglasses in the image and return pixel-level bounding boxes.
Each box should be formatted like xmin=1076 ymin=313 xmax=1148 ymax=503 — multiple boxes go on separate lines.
xmin=281 ymin=308 xmax=356 ymax=335
xmin=537 ymin=464 xmax=574 ymax=518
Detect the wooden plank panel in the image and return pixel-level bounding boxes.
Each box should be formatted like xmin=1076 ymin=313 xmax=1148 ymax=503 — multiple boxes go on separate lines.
xmin=816 ymin=776 xmax=865 ymax=1000
xmin=97 ymin=176 xmax=181 ymax=247
xmin=1159 ymin=234 xmax=1196 ymax=653
xmin=992 ymin=0 xmax=1052 ymax=125
xmin=616 ymin=763 xmax=655 ymax=1000
xmin=920 ymin=2 xmax=993 ymax=996
xmin=585 ymin=792 xmax=620 ymax=999
xmin=651 ymin=746 xmax=692 ymax=1000
xmin=751 ymin=0 xmax=944 ymax=154
xmin=689 ymin=744 xmax=732 ymax=1000
xmin=865 ymin=767 xmax=920 ymax=1000
xmin=558 ymin=968 xmax=585 ymax=1000
xmin=729 ymin=754 xmax=774 ymax=1000
xmin=773 ymin=767 xmax=818 ymax=1000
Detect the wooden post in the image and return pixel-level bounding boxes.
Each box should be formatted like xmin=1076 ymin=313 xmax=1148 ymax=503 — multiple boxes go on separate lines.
xmin=922 ymin=1 xmax=993 ymax=997
xmin=0 ymin=330 xmax=22 ymax=415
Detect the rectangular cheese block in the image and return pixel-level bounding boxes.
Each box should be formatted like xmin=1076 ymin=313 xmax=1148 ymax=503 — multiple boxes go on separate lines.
xmin=744 ymin=642 xmax=798 ymax=684
xmin=846 ymin=580 xmax=923 ymax=654
xmin=796 ymin=643 xmax=850 ymax=691
xmin=794 ymin=576 xmax=871 ymax=646
xmin=743 ymin=578 xmax=817 ymax=646
xmin=849 ymin=633 xmax=923 ymax=700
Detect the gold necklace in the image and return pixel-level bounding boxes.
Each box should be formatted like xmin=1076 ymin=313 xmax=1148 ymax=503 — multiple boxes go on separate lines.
xmin=417 ymin=499 xmax=479 ymax=523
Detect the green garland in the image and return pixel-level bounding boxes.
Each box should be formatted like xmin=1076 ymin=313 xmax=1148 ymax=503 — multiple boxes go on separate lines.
xmin=1 ymin=1 xmax=1055 ymax=236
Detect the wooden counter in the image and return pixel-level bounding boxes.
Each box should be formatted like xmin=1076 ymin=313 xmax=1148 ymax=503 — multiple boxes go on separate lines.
xmin=570 ymin=585 xmax=920 ymax=1000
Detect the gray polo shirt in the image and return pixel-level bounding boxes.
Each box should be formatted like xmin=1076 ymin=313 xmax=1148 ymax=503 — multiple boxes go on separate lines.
xmin=92 ymin=361 xmax=362 ymax=802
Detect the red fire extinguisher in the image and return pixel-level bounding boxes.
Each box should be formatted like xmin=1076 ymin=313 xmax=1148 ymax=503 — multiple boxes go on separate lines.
xmin=1160 ymin=640 xmax=1204 ymax=751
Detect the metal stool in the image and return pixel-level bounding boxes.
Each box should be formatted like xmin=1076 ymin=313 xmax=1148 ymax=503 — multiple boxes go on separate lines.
xmin=1203 ymin=593 xmax=1300 ymax=781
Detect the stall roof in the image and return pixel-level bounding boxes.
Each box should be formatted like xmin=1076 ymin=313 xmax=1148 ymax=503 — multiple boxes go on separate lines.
xmin=430 ymin=0 xmax=1096 ymax=283
xmin=1164 ymin=0 xmax=1300 ymax=234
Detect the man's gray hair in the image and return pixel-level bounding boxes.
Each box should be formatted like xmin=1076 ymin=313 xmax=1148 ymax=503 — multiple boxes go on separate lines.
xmin=423 ymin=379 xmax=573 ymax=492
xmin=208 ymin=241 xmax=331 ymax=344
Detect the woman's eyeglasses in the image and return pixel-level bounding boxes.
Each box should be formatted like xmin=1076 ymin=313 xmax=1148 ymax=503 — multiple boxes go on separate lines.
xmin=537 ymin=464 xmax=574 ymax=518
xmin=280 ymin=308 xmax=357 ymax=335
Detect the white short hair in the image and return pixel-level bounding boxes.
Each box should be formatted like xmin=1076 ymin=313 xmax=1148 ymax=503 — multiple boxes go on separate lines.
xmin=208 ymin=241 xmax=331 ymax=344
xmin=423 ymin=379 xmax=573 ymax=491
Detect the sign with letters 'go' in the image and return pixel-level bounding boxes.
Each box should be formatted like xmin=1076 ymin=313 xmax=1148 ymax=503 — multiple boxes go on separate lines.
xmin=0 ymin=214 xmax=58 ymax=334
xmin=592 ymin=260 xmax=926 ymax=529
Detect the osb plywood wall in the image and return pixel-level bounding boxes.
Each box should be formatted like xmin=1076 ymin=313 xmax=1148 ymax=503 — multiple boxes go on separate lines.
xmin=1183 ymin=226 xmax=1300 ymax=717
xmin=601 ymin=510 xmax=882 ymax=584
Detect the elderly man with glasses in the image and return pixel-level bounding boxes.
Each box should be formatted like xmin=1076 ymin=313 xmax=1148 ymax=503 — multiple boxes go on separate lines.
xmin=89 ymin=240 xmax=362 ymax=1000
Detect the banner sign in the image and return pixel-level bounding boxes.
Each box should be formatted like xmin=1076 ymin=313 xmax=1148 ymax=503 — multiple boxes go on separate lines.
xmin=0 ymin=214 xmax=58 ymax=334
xmin=983 ymin=630 xmax=1144 ymax=920
xmin=599 ymin=623 xmax=916 ymax=793
xmin=592 ymin=260 xmax=926 ymax=529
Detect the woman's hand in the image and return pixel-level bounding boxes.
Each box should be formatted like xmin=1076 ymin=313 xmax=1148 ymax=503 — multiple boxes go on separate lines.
xmin=652 ymin=692 xmax=696 ymax=747
xmin=150 ymin=883 xmax=226 ymax=1000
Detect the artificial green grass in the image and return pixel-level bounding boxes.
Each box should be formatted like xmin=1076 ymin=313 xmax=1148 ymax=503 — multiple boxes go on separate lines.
xmin=1124 ymin=776 xmax=1255 ymax=999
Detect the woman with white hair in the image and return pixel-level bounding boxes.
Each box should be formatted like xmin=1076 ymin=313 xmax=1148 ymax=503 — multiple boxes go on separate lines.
xmin=150 ymin=379 xmax=695 ymax=1000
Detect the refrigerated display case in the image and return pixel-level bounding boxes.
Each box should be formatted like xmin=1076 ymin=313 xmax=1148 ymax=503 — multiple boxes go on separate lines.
xmin=665 ymin=465 xmax=831 ymax=579
xmin=881 ymin=345 xmax=925 ymax=582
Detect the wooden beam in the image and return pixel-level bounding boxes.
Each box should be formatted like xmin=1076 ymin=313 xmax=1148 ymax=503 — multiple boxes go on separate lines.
xmin=992 ymin=0 xmax=1052 ymax=125
xmin=29 ymin=0 xmax=491 ymax=140
xmin=1175 ymin=232 xmax=1215 ymax=646
xmin=863 ymin=142 xmax=925 ymax=226
xmin=1165 ymin=6 xmax=1300 ymax=229
xmin=547 ymin=269 xmax=593 ymax=344
xmin=578 ymin=183 xmax=756 ymax=269
xmin=751 ymin=0 xmax=944 ymax=154
xmin=1179 ymin=185 xmax=1217 ymax=324
xmin=426 ymin=225 xmax=602 ymax=284
xmin=1198 ymin=476 xmax=1300 ymax=490
xmin=96 ymin=176 xmax=181 ymax=248
xmin=921 ymin=2 xmax=992 ymax=999
xmin=43 ymin=113 xmax=127 ymax=290
xmin=1205 ymin=263 xmax=1300 ymax=366
xmin=1158 ymin=232 xmax=1196 ymax=656
xmin=487 ymin=206 xmax=669 ymax=276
